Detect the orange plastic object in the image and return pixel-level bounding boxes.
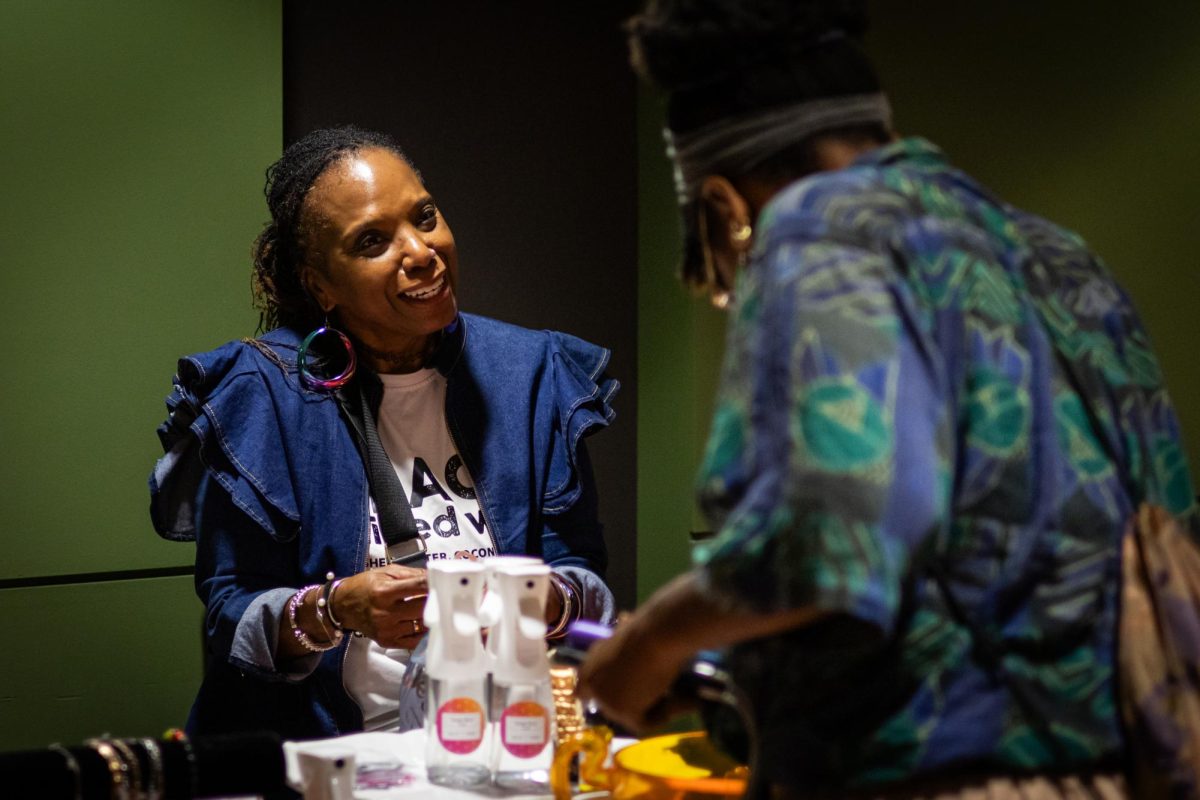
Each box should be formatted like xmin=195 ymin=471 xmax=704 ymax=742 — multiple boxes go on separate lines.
xmin=551 ymin=728 xmax=748 ymax=800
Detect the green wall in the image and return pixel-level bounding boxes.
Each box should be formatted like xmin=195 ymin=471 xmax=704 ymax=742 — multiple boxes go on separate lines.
xmin=635 ymin=87 xmax=727 ymax=602
xmin=635 ymin=3 xmax=1200 ymax=601
xmin=867 ymin=2 xmax=1200 ymax=472
xmin=0 ymin=0 xmax=280 ymax=750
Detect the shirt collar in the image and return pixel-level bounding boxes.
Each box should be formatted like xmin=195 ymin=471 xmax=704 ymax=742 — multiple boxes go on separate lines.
xmin=851 ymin=136 xmax=947 ymax=170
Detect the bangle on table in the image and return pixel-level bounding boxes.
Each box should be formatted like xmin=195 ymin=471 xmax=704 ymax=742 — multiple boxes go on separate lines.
xmin=108 ymin=739 xmax=142 ymax=800
xmin=288 ymin=584 xmax=342 ymax=652
xmin=85 ymin=738 xmax=131 ymax=800
xmin=134 ymin=737 xmax=164 ymax=800
xmin=163 ymin=727 xmax=197 ymax=799
xmin=48 ymin=743 xmax=82 ymax=800
xmin=546 ymin=574 xmax=577 ymax=640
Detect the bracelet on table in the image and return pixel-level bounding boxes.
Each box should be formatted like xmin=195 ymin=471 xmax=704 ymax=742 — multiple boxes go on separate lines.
xmin=48 ymin=743 xmax=82 ymax=800
xmin=288 ymin=584 xmax=342 ymax=652
xmin=163 ymin=727 xmax=197 ymax=799
xmin=545 ymin=574 xmax=577 ymax=640
xmin=134 ymin=737 xmax=165 ymax=800
xmin=85 ymin=738 xmax=131 ymax=800
xmin=108 ymin=739 xmax=142 ymax=800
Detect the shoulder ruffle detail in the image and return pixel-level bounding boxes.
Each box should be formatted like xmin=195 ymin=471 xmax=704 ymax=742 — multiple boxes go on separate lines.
xmin=150 ymin=335 xmax=314 ymax=542
xmin=542 ymin=330 xmax=620 ymax=514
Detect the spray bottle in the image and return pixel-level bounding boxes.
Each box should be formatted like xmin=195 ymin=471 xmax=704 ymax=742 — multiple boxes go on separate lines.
xmin=479 ymin=555 xmax=543 ymax=667
xmin=423 ymin=560 xmax=490 ymax=788
xmin=487 ymin=562 xmax=555 ymax=790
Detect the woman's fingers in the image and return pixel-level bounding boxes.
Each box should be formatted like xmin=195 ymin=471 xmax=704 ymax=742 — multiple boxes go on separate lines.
xmin=332 ymin=566 xmax=426 ymax=636
xmin=371 ymin=612 xmax=428 ymax=649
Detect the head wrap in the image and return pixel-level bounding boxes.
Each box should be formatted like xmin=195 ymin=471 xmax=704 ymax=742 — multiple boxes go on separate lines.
xmin=664 ymin=92 xmax=892 ymax=205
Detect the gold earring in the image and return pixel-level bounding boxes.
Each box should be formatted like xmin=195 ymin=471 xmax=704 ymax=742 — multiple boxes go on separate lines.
xmin=731 ymin=221 xmax=753 ymax=244
xmin=697 ymin=206 xmax=732 ymax=310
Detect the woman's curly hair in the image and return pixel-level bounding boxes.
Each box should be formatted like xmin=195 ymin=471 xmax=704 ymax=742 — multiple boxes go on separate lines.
xmin=251 ymin=126 xmax=416 ymax=332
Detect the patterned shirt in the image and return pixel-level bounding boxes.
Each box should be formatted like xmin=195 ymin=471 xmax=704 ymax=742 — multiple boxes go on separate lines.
xmin=693 ymin=138 xmax=1197 ymax=788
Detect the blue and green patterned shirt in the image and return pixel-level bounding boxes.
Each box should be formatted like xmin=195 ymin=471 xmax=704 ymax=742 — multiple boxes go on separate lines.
xmin=693 ymin=138 xmax=1197 ymax=788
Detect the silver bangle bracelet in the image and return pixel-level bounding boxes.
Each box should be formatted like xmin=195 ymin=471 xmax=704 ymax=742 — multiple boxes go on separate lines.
xmin=546 ymin=574 xmax=577 ymax=640
xmin=316 ymin=571 xmax=347 ymax=632
xmin=288 ymin=584 xmax=342 ymax=652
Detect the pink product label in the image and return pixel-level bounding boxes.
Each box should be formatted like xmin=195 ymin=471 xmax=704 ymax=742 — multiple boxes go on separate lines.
xmin=436 ymin=698 xmax=484 ymax=754
xmin=500 ymin=701 xmax=549 ymax=758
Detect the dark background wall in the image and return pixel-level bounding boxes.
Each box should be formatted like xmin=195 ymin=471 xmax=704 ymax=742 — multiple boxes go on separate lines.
xmin=282 ymin=1 xmax=640 ymax=609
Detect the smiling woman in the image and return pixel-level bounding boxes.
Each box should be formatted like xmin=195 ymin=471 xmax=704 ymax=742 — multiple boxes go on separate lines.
xmin=302 ymin=147 xmax=460 ymax=370
xmin=149 ymin=126 xmax=620 ymax=738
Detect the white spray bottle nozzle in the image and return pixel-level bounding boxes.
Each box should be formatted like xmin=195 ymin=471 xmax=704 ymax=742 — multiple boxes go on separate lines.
xmin=488 ymin=563 xmax=552 ymax=685
xmin=480 ymin=556 xmax=543 ymax=631
xmin=424 ymin=560 xmax=487 ymax=681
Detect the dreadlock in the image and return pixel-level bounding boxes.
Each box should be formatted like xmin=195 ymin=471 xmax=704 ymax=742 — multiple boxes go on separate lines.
xmin=251 ymin=126 xmax=417 ymax=332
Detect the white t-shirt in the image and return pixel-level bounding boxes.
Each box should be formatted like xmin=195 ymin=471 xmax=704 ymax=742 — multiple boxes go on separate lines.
xmin=343 ymin=369 xmax=496 ymax=732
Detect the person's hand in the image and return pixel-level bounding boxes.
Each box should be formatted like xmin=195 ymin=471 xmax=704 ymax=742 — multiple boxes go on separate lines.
xmin=576 ymin=611 xmax=693 ymax=736
xmin=332 ymin=563 xmax=428 ymax=649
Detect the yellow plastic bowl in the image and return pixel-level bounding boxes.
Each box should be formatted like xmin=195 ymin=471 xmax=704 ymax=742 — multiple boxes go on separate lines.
xmin=553 ymin=728 xmax=748 ymax=800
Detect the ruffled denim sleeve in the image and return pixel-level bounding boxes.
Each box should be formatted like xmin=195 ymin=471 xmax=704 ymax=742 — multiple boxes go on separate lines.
xmin=150 ymin=341 xmax=303 ymax=543
xmin=541 ymin=330 xmax=620 ymax=516
xmin=535 ymin=331 xmax=620 ymax=624
xmin=149 ymin=339 xmax=328 ymax=680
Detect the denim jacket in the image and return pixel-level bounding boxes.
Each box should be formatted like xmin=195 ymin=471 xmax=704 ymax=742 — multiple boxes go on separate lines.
xmin=150 ymin=313 xmax=619 ymax=737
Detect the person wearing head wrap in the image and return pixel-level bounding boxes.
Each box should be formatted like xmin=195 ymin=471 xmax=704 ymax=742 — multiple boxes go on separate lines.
xmin=579 ymin=2 xmax=1197 ymax=797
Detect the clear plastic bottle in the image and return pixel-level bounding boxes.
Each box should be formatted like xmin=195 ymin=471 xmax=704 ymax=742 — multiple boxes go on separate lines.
xmin=487 ymin=563 xmax=555 ymax=790
xmin=424 ymin=561 xmax=490 ymax=788
xmin=490 ymin=677 xmax=555 ymax=790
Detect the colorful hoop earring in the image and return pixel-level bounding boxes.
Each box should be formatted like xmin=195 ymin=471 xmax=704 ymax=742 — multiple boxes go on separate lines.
xmin=297 ymin=324 xmax=357 ymax=391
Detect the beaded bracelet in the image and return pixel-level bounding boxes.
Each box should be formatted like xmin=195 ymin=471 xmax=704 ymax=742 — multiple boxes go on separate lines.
xmin=48 ymin=743 xmax=82 ymax=800
xmin=545 ymin=574 xmax=578 ymax=640
xmin=135 ymin=737 xmax=165 ymax=800
xmin=109 ymin=739 xmax=142 ymax=800
xmin=84 ymin=738 xmax=131 ymax=800
xmin=288 ymin=584 xmax=343 ymax=652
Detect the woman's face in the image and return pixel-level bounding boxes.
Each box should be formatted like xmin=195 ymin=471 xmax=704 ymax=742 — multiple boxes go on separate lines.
xmin=303 ymin=147 xmax=458 ymax=360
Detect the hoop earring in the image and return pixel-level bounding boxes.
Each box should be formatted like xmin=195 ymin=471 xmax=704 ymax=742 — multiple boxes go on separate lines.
xmin=297 ymin=319 xmax=357 ymax=391
xmin=697 ymin=205 xmax=732 ymax=310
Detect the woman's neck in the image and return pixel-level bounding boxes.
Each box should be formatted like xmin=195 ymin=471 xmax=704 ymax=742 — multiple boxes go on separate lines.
xmin=355 ymin=334 xmax=437 ymax=374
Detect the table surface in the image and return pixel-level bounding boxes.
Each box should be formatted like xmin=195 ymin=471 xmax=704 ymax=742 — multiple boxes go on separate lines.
xmin=284 ymin=730 xmax=632 ymax=800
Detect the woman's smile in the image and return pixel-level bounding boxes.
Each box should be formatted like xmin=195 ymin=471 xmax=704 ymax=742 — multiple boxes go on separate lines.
xmin=399 ymin=273 xmax=448 ymax=302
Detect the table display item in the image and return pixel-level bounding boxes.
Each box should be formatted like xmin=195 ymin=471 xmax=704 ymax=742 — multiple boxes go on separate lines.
xmin=423 ymin=560 xmax=490 ymax=788
xmin=549 ymin=620 xmax=753 ymax=800
xmin=486 ymin=561 xmax=555 ymax=791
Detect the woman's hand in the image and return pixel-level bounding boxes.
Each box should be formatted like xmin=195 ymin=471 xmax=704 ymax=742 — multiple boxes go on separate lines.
xmin=333 ymin=563 xmax=429 ymax=649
